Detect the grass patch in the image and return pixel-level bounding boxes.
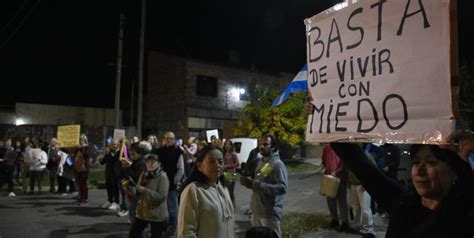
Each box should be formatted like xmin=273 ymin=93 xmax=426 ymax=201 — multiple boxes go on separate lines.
xmin=282 ymin=212 xmax=331 ymax=238
xmin=286 ymin=162 xmax=320 ymax=174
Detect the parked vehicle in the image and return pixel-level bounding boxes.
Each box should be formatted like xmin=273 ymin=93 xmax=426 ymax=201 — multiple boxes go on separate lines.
xmin=229 ymin=137 xmax=258 ymax=167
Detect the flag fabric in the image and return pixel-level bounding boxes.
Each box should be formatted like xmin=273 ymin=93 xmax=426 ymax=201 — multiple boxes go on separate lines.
xmin=271 ymin=64 xmax=308 ymax=108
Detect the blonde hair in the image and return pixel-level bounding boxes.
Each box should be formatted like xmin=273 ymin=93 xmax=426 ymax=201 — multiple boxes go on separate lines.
xmin=80 ymin=134 xmax=89 ymax=146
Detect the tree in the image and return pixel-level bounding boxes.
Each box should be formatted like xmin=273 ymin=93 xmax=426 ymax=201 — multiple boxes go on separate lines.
xmin=233 ymin=89 xmax=307 ymax=150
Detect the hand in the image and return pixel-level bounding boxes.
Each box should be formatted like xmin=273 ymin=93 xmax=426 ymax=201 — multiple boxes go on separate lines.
xmin=121 ymin=159 xmax=132 ymax=168
xmin=444 ymin=129 xmax=474 ymax=162
xmin=252 ymin=179 xmax=260 ymax=190
xmin=330 ymin=171 xmax=336 ymax=176
xmin=136 ymin=185 xmax=146 ymax=193
xmin=239 ymin=176 xmax=252 ymax=189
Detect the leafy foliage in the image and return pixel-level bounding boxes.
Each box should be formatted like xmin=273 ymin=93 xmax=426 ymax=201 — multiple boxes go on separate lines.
xmin=233 ymin=90 xmax=307 ymax=147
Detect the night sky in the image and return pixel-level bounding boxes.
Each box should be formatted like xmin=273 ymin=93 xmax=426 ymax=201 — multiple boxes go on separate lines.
xmin=1 ymin=0 xmax=473 ymax=108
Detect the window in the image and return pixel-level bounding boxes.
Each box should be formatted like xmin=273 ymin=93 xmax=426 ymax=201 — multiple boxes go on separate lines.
xmin=196 ymin=75 xmax=218 ymax=97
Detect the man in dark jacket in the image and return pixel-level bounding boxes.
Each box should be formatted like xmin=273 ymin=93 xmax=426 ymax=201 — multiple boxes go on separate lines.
xmin=156 ymin=131 xmax=184 ymax=236
xmin=122 ymin=143 xmax=147 ymax=223
xmin=46 ymin=138 xmax=60 ymax=193
xmin=0 ymin=138 xmax=16 ymax=197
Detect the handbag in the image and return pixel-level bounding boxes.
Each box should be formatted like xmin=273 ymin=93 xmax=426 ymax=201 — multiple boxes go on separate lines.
xmin=74 ymin=152 xmax=87 ymax=172
xmin=319 ymin=175 xmax=340 ymax=198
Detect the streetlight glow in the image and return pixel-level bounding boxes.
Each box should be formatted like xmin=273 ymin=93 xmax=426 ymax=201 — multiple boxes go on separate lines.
xmin=15 ymin=118 xmax=26 ymax=126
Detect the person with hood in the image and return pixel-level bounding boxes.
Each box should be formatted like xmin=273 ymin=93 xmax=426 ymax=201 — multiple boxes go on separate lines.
xmin=240 ymin=135 xmax=288 ymax=237
xmin=129 ymin=154 xmax=169 ymax=238
xmin=178 ymin=145 xmax=234 ymax=238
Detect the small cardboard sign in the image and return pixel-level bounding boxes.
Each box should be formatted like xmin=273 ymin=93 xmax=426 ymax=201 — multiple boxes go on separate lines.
xmin=57 ymin=125 xmax=81 ymax=148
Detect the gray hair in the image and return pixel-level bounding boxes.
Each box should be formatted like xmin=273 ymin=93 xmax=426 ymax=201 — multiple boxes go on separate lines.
xmin=139 ymin=141 xmax=153 ymax=154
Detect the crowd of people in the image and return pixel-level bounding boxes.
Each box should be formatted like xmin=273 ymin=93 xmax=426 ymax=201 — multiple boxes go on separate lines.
xmin=0 ymin=135 xmax=86 ymax=198
xmin=0 ymin=132 xmax=288 ymax=238
xmin=1 ymin=124 xmax=473 ymax=237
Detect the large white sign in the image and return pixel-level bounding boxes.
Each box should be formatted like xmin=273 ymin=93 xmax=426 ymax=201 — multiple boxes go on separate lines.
xmin=206 ymin=129 xmax=219 ymax=143
xmin=305 ymin=0 xmax=454 ymax=144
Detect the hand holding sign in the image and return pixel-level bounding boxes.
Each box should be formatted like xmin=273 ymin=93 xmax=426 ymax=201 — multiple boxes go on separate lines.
xmin=442 ymin=129 xmax=474 ymax=162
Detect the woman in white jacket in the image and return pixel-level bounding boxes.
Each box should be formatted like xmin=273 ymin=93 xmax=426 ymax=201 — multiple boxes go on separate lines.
xmin=26 ymin=146 xmax=48 ymax=194
xmin=178 ymin=145 xmax=234 ymax=238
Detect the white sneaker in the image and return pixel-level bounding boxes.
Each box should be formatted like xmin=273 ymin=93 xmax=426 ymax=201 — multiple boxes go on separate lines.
xmin=108 ymin=202 xmax=119 ymax=210
xmin=117 ymin=210 xmax=129 ymax=217
xmin=101 ymin=201 xmax=111 ymax=208
xmin=8 ymin=192 xmax=16 ymax=197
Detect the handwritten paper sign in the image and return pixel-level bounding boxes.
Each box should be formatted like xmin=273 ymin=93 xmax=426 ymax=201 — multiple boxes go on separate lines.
xmin=305 ymin=0 xmax=454 ymax=144
xmin=206 ymin=129 xmax=219 ymax=143
xmin=113 ymin=129 xmax=126 ymax=142
xmin=57 ymin=125 xmax=81 ymax=148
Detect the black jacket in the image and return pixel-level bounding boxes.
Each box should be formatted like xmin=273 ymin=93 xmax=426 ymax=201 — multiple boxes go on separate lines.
xmin=331 ymin=143 xmax=474 ymax=238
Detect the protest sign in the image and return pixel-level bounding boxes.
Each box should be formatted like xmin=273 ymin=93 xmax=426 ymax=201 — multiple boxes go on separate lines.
xmin=113 ymin=129 xmax=126 ymax=142
xmin=57 ymin=125 xmax=81 ymax=147
xmin=206 ymin=129 xmax=219 ymax=143
xmin=305 ymin=0 xmax=454 ymax=144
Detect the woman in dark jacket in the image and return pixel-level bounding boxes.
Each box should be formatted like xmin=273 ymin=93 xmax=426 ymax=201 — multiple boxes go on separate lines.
xmin=331 ymin=139 xmax=474 ymax=238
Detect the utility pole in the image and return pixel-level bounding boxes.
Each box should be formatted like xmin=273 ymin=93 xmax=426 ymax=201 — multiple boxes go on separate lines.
xmin=137 ymin=0 xmax=146 ymax=138
xmin=114 ymin=13 xmax=125 ymax=129
xmin=130 ymin=80 xmax=135 ymax=126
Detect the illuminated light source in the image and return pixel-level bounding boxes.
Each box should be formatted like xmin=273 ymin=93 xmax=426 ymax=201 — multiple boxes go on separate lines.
xmin=15 ymin=118 xmax=25 ymax=126
xmin=239 ymin=88 xmax=246 ymax=95
xmin=228 ymin=87 xmax=241 ymax=102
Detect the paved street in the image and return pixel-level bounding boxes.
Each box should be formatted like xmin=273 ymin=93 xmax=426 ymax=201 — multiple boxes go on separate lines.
xmin=0 ymin=170 xmax=387 ymax=238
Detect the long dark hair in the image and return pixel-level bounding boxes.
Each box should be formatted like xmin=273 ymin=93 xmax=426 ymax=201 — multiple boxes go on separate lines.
xmin=224 ymin=140 xmax=234 ymax=154
xmin=179 ymin=145 xmax=225 ymax=193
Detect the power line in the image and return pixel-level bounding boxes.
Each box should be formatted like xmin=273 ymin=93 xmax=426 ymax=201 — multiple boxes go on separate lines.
xmin=0 ymin=0 xmax=41 ymax=50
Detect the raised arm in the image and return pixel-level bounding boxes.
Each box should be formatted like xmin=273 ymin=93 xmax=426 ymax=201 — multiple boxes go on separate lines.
xmin=330 ymin=143 xmax=403 ymax=214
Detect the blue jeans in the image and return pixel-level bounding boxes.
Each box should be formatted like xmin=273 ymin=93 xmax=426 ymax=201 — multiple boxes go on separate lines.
xmin=118 ymin=178 xmax=128 ymax=210
xmin=167 ymin=190 xmax=178 ymax=233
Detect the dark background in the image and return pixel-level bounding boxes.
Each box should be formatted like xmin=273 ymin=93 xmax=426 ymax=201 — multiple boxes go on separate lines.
xmin=0 ymin=0 xmax=473 ymax=108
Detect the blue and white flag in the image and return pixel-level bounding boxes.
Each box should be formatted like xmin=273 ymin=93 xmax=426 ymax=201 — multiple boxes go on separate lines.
xmin=271 ymin=64 xmax=308 ymax=108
